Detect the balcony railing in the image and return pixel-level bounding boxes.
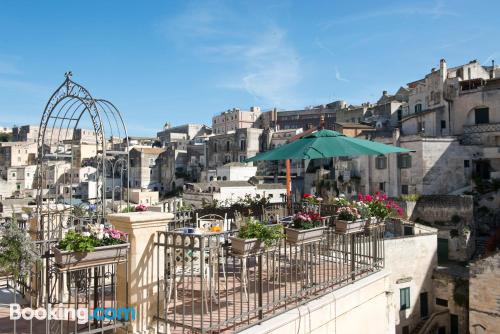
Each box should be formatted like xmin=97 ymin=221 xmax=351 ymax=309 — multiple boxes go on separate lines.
xmin=155 ymin=226 xmax=384 ymax=333
xmin=463 ymin=122 xmax=500 ymax=134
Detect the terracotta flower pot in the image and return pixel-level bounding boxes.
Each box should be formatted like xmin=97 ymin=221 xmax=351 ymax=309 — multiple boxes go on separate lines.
xmin=229 ymin=237 xmax=265 ymax=255
xmin=284 ymin=226 xmax=326 ymax=245
xmin=53 ymin=242 xmax=129 ymax=270
xmin=335 ymin=219 xmax=365 ymax=233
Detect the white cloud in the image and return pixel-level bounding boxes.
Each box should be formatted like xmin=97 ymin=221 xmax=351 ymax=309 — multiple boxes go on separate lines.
xmin=321 ymin=0 xmax=458 ymax=29
xmin=159 ymin=4 xmax=302 ymax=108
xmin=215 ymin=27 xmax=301 ymax=107
xmin=334 ymin=66 xmax=349 ymax=82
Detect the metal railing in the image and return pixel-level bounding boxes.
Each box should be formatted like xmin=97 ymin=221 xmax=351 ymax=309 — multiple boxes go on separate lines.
xmin=155 ymin=225 xmax=384 ymax=333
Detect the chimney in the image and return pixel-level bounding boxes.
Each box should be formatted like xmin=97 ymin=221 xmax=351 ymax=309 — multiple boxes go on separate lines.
xmin=440 ymin=58 xmax=447 ymax=81
xmin=382 ymin=90 xmax=388 ymax=96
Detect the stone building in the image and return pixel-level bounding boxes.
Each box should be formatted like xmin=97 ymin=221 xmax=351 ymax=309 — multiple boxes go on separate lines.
xmin=275 ymin=102 xmax=343 ymax=130
xmin=129 ymin=147 xmax=165 ymax=190
xmin=157 ymin=123 xmax=211 ymax=147
xmin=207 ymin=127 xmax=263 ymax=168
xmin=333 ymin=122 xmax=375 ymax=137
xmin=469 ymin=251 xmax=500 ymax=334
xmin=336 ymin=103 xmax=371 ymax=123
xmin=183 ymin=180 xmax=286 ymax=208
xmin=351 ymin=59 xmax=500 ymax=198
xmin=355 ymin=132 xmax=477 ymax=197
xmin=384 ymin=222 xmax=439 ymax=334
xmin=212 ymin=107 xmax=262 ymax=135
xmin=6 ymin=165 xmax=37 ymax=194
xmin=157 ymin=146 xmax=188 ymax=193
xmin=0 ymin=141 xmax=37 ymax=178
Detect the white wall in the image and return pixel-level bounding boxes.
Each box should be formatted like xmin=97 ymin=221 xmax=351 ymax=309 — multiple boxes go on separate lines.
xmin=385 ymin=231 xmax=438 ymax=333
xmin=239 ymin=270 xmax=393 ymax=334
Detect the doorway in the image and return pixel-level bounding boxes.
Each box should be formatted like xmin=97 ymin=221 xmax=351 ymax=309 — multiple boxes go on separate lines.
xmin=420 ymin=292 xmax=429 ymax=318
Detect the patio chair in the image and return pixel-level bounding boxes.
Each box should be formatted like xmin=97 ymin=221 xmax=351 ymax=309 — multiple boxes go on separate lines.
xmin=165 ymin=233 xmax=222 ymax=312
xmin=196 ymin=213 xmax=229 ymax=280
xmin=195 ymin=213 xmax=229 ymax=232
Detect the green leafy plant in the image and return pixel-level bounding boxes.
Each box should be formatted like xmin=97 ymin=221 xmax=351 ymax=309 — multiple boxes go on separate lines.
xmin=237 ymin=218 xmax=284 ymax=247
xmin=121 ymin=206 xmax=135 ymax=213
xmin=58 ymin=230 xmax=98 ymax=252
xmin=0 ymin=218 xmax=39 ymax=279
xmin=57 ymin=226 xmax=127 ymax=252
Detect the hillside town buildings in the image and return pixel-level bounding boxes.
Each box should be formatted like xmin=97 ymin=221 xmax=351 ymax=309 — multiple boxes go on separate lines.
xmin=1 ymin=57 xmax=498 ymax=334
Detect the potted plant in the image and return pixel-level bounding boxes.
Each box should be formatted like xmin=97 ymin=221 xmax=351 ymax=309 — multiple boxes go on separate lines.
xmin=302 ymin=193 xmax=322 ymax=213
xmin=359 ymin=192 xmax=404 ymax=225
xmin=285 ymin=211 xmax=326 ymax=244
xmin=53 ymin=224 xmax=129 ymax=270
xmin=0 ymin=218 xmax=39 ymax=280
xmin=335 ymin=206 xmax=364 ymax=233
xmin=230 ymin=218 xmax=284 ymax=255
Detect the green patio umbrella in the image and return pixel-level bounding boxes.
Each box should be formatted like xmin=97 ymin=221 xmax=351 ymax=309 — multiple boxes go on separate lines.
xmin=247 ymin=129 xmax=413 ymax=162
xmin=246 ymin=129 xmax=414 ymax=201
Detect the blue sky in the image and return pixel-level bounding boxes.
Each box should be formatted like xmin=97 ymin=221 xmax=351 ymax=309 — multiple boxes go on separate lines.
xmin=1 ymin=0 xmax=499 ymax=136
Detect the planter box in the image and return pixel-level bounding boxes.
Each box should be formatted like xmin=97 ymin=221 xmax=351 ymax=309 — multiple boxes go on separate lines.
xmin=285 ymin=226 xmax=326 ymax=245
xmin=53 ymin=243 xmax=129 ymax=270
xmin=229 ymin=237 xmax=265 ymax=255
xmin=335 ymin=219 xmax=365 ymax=233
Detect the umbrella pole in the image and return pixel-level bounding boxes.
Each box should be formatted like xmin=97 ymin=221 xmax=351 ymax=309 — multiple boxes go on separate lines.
xmin=286 ymin=159 xmax=291 ymax=207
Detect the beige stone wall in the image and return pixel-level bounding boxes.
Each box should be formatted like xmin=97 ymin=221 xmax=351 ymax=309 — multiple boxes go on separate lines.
xmin=109 ymin=212 xmax=173 ymax=334
xmin=385 ymin=232 xmax=438 ymax=333
xmin=469 ymin=252 xmax=500 ymax=333
xmin=238 ymin=270 xmax=393 ymax=334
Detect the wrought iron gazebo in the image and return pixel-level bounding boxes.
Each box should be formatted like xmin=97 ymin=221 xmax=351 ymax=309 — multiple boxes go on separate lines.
xmin=17 ymin=73 xmax=133 ymax=334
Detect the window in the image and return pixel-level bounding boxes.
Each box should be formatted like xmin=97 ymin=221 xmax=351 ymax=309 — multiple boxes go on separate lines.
xmin=464 ymin=160 xmax=470 ymax=168
xmin=214 ymin=143 xmax=218 ymax=153
xmin=402 ymin=185 xmax=409 ymax=195
xmin=474 ymin=107 xmax=489 ymax=124
xmin=436 ymin=298 xmax=448 ymax=307
xmin=441 ymin=120 xmax=446 ymax=129
xmin=415 ymin=104 xmax=422 ymax=113
xmin=400 ymin=287 xmax=410 ymax=310
xmin=226 ymin=141 xmax=230 ymax=152
xmin=379 ymin=182 xmax=385 ymax=192
xmin=398 ymin=154 xmax=412 ymax=169
xmin=239 ymin=155 xmax=246 ymax=162
xmin=240 ymin=139 xmax=246 ymax=151
xmin=402 ymin=326 xmax=409 ymax=334
xmin=375 ymin=155 xmax=387 ymax=169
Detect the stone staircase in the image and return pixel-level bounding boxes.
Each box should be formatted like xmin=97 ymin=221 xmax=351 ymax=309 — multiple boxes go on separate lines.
xmin=411 ymin=319 xmax=426 ymax=334
xmin=411 ymin=310 xmax=449 ymax=334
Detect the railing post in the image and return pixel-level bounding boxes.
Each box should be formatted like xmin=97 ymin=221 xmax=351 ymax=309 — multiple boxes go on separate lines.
xmin=258 ymin=253 xmax=263 ymax=320
xmin=108 ymin=211 xmax=174 ymax=334
xmin=350 ymin=234 xmax=356 ymax=281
